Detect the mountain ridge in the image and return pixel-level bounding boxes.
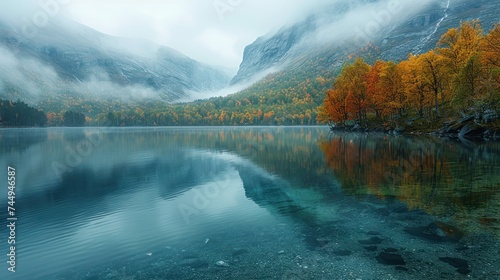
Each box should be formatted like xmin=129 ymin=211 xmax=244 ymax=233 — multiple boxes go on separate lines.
xmin=231 ymin=0 xmax=500 ymax=86
xmin=0 ymin=17 xmax=231 ymax=104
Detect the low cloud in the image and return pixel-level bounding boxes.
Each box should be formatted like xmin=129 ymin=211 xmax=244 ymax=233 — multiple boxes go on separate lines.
xmin=0 ymin=0 xmax=443 ymax=105
xmin=0 ymin=46 xmax=166 ymax=109
xmin=0 ymin=0 xmax=442 ymax=71
xmin=51 ymin=0 xmax=337 ymax=69
xmin=298 ymin=0 xmax=440 ymax=51
xmin=0 ymin=46 xmax=60 ymax=100
xmin=183 ymin=65 xmax=283 ymax=102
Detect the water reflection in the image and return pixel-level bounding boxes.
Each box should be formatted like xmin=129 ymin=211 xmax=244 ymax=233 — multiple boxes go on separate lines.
xmin=0 ymin=128 xmax=47 ymax=154
xmin=0 ymin=127 xmax=498 ymax=280
xmin=320 ymin=133 xmax=500 ymax=235
xmin=156 ymin=151 xmax=232 ymax=199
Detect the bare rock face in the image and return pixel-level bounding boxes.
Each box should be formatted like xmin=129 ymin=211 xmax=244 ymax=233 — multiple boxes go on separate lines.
xmin=230 ymin=17 xmax=317 ymax=85
xmin=231 ymin=0 xmax=500 ymax=85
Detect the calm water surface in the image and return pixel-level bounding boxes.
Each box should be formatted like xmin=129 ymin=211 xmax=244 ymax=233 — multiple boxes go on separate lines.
xmin=0 ymin=127 xmax=498 ymax=279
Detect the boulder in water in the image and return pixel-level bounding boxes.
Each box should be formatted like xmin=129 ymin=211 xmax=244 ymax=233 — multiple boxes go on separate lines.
xmin=215 ymin=260 xmax=229 ymax=267
xmin=376 ymin=252 xmax=406 ymax=265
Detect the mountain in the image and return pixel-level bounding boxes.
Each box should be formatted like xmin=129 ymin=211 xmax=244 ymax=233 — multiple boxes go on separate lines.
xmin=231 ymin=0 xmax=500 ymax=85
xmin=229 ymin=17 xmax=317 ymax=85
xmin=0 ymin=17 xmax=231 ymax=107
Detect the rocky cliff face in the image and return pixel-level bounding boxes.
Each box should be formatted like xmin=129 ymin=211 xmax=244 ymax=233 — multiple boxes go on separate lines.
xmin=231 ymin=0 xmax=500 ymax=85
xmin=230 ymin=17 xmax=317 ymax=85
xmin=378 ymin=0 xmax=500 ymax=60
xmin=0 ymin=18 xmax=230 ymax=103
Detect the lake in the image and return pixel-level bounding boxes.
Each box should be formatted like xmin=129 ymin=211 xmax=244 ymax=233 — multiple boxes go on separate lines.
xmin=0 ymin=127 xmax=498 ymax=279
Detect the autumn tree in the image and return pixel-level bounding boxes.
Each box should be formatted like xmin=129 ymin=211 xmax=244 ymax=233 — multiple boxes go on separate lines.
xmin=319 ymin=20 xmax=499 ymax=130
xmin=479 ymin=23 xmax=500 ymax=113
xmin=480 ymin=23 xmax=500 ymax=67
xmin=318 ymin=88 xmax=349 ymax=125
xmin=438 ymin=20 xmax=483 ymax=76
xmin=343 ymin=58 xmax=371 ymax=126
xmin=380 ymin=61 xmax=406 ymax=119
xmin=46 ymin=112 xmax=62 ymax=126
xmin=400 ymin=55 xmax=429 ymax=118
xmin=366 ymin=60 xmax=386 ymax=119
xmin=420 ymin=50 xmax=448 ymax=117
xmin=455 ymin=54 xmax=487 ymax=113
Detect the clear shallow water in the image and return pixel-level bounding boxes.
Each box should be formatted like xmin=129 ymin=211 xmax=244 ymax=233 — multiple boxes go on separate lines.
xmin=0 ymin=127 xmax=498 ymax=279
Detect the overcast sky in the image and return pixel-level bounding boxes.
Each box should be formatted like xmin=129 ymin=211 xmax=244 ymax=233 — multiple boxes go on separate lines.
xmin=0 ymin=0 xmax=332 ymax=71
xmin=1 ymin=0 xmax=442 ymax=73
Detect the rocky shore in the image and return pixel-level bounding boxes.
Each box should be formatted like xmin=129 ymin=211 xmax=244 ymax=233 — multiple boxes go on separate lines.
xmin=328 ymin=115 xmax=500 ymax=141
xmin=434 ymin=115 xmax=500 ymax=140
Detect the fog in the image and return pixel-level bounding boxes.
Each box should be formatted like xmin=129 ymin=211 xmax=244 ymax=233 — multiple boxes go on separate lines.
xmin=0 ymin=0 xmax=444 ymax=104
xmin=293 ymin=0 xmax=441 ymax=53
xmin=0 ymin=46 xmax=166 ymax=107
xmin=0 ymin=0 xmax=337 ymax=71
xmin=183 ymin=66 xmax=284 ymax=102
xmin=186 ymin=0 xmax=442 ymax=100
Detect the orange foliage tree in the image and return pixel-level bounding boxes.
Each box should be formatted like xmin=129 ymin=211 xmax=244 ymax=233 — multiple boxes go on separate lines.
xmin=366 ymin=60 xmax=386 ymax=119
xmin=344 ymin=58 xmax=371 ymax=126
xmin=319 ymin=20 xmax=500 ymax=128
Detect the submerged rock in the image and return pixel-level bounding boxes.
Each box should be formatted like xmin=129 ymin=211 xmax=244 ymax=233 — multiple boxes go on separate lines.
xmin=364 ymin=246 xmax=378 ymax=252
xmin=315 ymin=237 xmax=332 ymax=247
xmin=439 ymin=257 xmax=468 ymax=268
xmin=358 ymin=236 xmax=383 ymax=245
xmin=404 ymin=222 xmax=462 ymax=242
xmin=439 ymin=257 xmax=470 ymax=274
xmin=383 ymin=248 xmax=399 ymax=253
xmin=215 ymin=260 xmax=229 ymax=267
xmin=433 ymin=222 xmax=463 ymax=241
xmin=405 ymin=226 xmax=441 ymax=241
xmin=376 ymin=252 xmax=406 ymax=265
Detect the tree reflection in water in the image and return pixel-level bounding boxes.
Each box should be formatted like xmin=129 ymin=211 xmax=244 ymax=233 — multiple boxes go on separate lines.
xmin=320 ymin=133 xmax=500 ymax=236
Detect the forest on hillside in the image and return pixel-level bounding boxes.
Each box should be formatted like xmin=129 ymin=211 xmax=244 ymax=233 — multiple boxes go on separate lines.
xmin=318 ymin=21 xmax=500 ymax=131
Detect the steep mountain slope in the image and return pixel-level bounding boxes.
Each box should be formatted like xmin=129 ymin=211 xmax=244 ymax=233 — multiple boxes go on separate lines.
xmin=378 ymin=0 xmax=500 ymax=60
xmin=0 ymin=17 xmax=230 ymax=105
xmin=229 ymin=17 xmax=317 ymax=85
xmin=231 ymin=0 xmax=500 ymax=85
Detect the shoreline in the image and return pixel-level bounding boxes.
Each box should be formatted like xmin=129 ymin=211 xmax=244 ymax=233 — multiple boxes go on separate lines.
xmin=327 ymin=120 xmax=500 ymax=142
xmin=1 ymin=123 xmax=500 ymax=141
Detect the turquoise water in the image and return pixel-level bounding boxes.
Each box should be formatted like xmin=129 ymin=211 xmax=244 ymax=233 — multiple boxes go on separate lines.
xmin=0 ymin=127 xmax=498 ymax=279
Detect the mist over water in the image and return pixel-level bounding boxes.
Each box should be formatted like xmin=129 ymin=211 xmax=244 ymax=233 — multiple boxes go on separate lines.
xmin=0 ymin=127 xmax=498 ymax=279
